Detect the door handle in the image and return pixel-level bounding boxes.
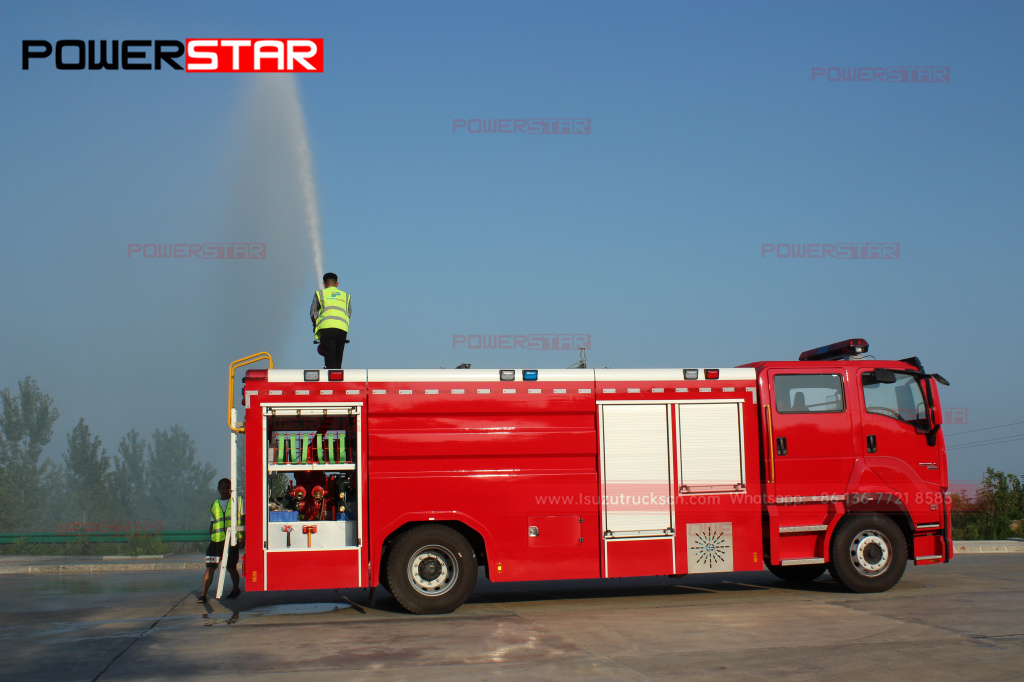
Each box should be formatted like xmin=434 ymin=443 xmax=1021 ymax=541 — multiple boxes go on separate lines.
xmin=776 ymin=436 xmax=787 ymax=456
xmin=867 ymin=434 xmax=877 ymax=454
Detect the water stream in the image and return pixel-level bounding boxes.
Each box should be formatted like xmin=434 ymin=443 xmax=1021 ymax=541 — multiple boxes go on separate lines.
xmin=276 ymin=74 xmax=326 ymax=287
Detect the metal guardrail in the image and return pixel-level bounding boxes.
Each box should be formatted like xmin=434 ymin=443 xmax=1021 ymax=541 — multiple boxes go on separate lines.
xmin=0 ymin=531 xmax=208 ymax=544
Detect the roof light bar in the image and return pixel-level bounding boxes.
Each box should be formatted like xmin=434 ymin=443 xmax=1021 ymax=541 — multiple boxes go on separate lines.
xmin=244 ymin=369 xmax=267 ymax=381
xmin=799 ymin=338 xmax=869 ymax=362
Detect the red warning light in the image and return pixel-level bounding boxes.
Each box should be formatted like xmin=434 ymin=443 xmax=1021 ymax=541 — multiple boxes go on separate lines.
xmin=799 ymin=339 xmax=869 ymax=362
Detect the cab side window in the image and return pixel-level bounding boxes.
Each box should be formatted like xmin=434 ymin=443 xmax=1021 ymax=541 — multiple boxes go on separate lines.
xmin=862 ymin=372 xmax=927 ymax=428
xmin=774 ymin=374 xmax=845 ymax=413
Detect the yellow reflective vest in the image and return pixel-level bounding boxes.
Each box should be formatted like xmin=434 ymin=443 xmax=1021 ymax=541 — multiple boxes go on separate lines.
xmin=315 ymin=286 xmax=351 ymax=337
xmin=210 ymin=499 xmax=242 ymax=542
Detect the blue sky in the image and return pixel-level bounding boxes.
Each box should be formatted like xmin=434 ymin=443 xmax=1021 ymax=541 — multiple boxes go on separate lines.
xmin=1 ymin=1 xmax=1021 ymax=488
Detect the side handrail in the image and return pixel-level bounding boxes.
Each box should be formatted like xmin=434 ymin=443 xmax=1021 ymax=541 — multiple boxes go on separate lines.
xmin=228 ymin=352 xmax=274 ymax=432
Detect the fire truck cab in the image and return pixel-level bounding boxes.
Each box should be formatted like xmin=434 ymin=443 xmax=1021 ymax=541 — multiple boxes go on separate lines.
xmin=226 ymin=339 xmax=951 ymax=613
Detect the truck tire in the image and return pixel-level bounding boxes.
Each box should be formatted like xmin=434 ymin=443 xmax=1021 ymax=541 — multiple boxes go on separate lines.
xmin=386 ymin=524 xmax=477 ymax=614
xmin=828 ymin=514 xmax=907 ymax=593
xmin=766 ymin=563 xmax=827 ymax=583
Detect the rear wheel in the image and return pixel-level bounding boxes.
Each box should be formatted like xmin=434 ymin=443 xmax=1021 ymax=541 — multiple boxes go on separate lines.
xmin=828 ymin=514 xmax=907 ymax=593
xmin=386 ymin=524 xmax=477 ymax=614
xmin=766 ymin=563 xmax=827 ymax=583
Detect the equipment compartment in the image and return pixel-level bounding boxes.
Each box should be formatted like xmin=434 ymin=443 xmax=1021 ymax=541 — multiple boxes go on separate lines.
xmin=262 ymin=405 xmax=362 ymax=554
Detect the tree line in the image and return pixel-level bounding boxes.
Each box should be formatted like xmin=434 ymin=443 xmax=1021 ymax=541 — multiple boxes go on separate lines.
xmin=950 ymin=468 xmax=1024 ymax=541
xmin=0 ymin=377 xmax=218 ymax=534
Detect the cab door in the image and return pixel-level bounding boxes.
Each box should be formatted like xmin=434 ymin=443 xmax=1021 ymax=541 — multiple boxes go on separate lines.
xmin=766 ymin=368 xmax=855 ymax=500
xmin=856 ymin=368 xmax=944 ymax=521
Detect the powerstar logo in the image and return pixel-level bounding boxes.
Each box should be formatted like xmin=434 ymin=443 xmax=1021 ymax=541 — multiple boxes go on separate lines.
xmin=22 ymin=39 xmax=323 ymax=72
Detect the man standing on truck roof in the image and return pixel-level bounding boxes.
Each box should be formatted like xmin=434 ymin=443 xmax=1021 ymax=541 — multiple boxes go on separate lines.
xmin=311 ymin=272 xmax=351 ymax=369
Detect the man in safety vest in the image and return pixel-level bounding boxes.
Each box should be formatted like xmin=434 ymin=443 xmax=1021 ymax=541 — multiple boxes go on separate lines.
xmin=198 ymin=478 xmax=244 ymax=602
xmin=310 ymin=272 xmax=352 ymax=369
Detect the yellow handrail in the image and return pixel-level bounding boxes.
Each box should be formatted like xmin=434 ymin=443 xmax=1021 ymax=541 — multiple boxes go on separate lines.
xmin=228 ymin=352 xmax=274 ymax=432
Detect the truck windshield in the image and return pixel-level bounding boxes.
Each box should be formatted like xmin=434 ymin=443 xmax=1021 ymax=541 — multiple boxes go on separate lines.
xmin=862 ymin=372 xmax=928 ymax=429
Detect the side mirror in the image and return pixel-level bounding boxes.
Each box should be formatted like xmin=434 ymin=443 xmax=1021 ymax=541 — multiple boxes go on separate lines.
xmin=873 ymin=368 xmax=897 ymax=384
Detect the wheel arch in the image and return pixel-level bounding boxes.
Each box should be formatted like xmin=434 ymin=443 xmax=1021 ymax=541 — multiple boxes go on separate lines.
xmin=378 ymin=519 xmax=489 ymax=583
xmin=840 ymin=493 xmax=916 ymax=559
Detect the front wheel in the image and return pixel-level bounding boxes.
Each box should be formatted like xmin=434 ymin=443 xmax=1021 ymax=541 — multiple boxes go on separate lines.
xmin=386 ymin=524 xmax=477 ymax=614
xmin=828 ymin=514 xmax=907 ymax=593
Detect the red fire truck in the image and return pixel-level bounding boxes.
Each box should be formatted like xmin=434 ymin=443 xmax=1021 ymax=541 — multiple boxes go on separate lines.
xmin=222 ymin=339 xmax=952 ymax=614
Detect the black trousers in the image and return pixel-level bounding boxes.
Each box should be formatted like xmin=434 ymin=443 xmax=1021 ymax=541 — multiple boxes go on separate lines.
xmin=205 ymin=541 xmax=240 ymax=569
xmin=320 ymin=328 xmax=348 ymax=369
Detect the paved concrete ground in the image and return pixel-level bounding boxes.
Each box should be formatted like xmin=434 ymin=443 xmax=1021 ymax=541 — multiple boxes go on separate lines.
xmin=1 ymin=553 xmax=1021 ymax=681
